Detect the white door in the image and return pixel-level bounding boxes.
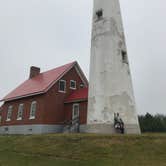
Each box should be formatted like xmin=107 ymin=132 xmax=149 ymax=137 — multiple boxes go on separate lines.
xmin=72 ymin=104 xmax=79 ymax=120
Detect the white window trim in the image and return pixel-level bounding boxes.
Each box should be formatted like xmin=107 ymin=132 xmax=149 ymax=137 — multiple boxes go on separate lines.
xmin=6 ymin=119 xmax=11 ymax=122
xmin=29 ymin=101 xmax=37 ymax=120
xmin=29 ymin=116 xmax=35 ymax=120
xmin=17 ymin=117 xmax=22 ymax=121
xmin=17 ymin=103 xmax=24 ymax=120
xmin=70 ymin=80 xmax=76 ymax=90
xmin=72 ymin=103 xmax=80 ymax=120
xmin=58 ymin=80 xmax=66 ymax=93
xmin=6 ymin=105 xmax=12 ymax=121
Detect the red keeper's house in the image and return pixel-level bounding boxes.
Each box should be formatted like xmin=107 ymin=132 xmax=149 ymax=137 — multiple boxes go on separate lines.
xmin=0 ymin=61 xmax=88 ymax=134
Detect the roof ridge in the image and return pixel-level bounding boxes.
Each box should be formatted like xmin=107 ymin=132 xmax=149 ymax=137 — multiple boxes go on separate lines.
xmin=42 ymin=61 xmax=77 ymax=92
xmin=40 ymin=61 xmax=77 ymax=75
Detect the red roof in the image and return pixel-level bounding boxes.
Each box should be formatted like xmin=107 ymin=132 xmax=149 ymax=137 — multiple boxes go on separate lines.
xmin=65 ymin=88 xmax=88 ymax=103
xmin=2 ymin=61 xmax=87 ymax=102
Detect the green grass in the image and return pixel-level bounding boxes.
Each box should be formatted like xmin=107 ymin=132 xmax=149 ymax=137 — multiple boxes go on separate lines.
xmin=0 ymin=133 xmax=165 ymax=166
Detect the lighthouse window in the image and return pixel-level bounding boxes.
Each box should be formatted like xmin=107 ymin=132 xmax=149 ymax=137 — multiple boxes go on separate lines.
xmin=121 ymin=50 xmax=128 ymax=64
xmin=96 ymin=9 xmax=103 ymax=20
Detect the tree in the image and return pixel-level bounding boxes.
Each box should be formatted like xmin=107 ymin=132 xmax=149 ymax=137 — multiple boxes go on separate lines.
xmin=138 ymin=113 xmax=166 ymax=133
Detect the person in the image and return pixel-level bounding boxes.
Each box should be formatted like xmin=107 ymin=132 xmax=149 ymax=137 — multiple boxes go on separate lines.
xmin=114 ymin=113 xmax=125 ymax=134
xmin=114 ymin=113 xmax=120 ymax=129
xmin=119 ymin=118 xmax=124 ymax=134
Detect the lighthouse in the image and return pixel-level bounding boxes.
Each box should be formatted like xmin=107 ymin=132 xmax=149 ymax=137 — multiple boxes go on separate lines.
xmin=82 ymin=0 xmax=140 ymax=134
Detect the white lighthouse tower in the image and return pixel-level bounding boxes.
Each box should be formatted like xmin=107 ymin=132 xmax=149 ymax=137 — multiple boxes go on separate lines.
xmin=82 ymin=0 xmax=140 ymax=134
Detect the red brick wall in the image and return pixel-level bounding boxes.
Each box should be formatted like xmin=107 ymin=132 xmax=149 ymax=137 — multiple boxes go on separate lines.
xmin=0 ymin=94 xmax=45 ymax=126
xmin=42 ymin=67 xmax=85 ymax=124
xmin=0 ymin=66 xmax=87 ymax=126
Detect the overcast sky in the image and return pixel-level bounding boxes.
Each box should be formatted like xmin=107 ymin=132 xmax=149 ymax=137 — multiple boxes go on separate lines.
xmin=0 ymin=0 xmax=166 ymax=115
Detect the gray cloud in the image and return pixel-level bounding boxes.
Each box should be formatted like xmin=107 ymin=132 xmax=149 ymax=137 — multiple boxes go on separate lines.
xmin=0 ymin=0 xmax=166 ymax=115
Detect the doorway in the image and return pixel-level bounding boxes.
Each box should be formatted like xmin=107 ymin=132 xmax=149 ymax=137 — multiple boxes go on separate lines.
xmin=71 ymin=104 xmax=80 ymax=132
xmin=72 ymin=104 xmax=79 ymax=120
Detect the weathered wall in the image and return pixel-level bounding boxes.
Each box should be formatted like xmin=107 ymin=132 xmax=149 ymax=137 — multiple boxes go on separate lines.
xmin=87 ymin=0 xmax=140 ymax=134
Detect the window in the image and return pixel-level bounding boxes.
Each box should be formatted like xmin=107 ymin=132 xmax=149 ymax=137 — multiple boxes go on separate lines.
xmin=6 ymin=105 xmax=13 ymax=121
xmin=70 ymin=80 xmax=76 ymax=89
xmin=29 ymin=101 xmax=37 ymax=119
xmin=59 ymin=80 xmax=66 ymax=92
xmin=17 ymin=104 xmax=24 ymax=120
xmin=121 ymin=50 xmax=128 ymax=64
xmin=96 ymin=9 xmax=103 ymax=20
xmin=72 ymin=104 xmax=79 ymax=120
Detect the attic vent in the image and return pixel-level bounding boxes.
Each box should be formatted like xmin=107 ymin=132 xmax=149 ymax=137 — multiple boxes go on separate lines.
xmin=80 ymin=83 xmax=84 ymax=88
xmin=96 ymin=9 xmax=103 ymax=20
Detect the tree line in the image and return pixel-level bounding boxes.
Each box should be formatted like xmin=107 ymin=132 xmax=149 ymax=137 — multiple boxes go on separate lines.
xmin=138 ymin=113 xmax=166 ymax=133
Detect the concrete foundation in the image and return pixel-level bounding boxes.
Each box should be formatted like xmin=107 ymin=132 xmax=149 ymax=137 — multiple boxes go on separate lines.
xmin=0 ymin=124 xmax=64 ymax=135
xmin=80 ymin=124 xmax=140 ymax=134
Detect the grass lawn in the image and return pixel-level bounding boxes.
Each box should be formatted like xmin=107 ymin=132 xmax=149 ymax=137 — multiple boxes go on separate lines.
xmin=0 ymin=133 xmax=165 ymax=166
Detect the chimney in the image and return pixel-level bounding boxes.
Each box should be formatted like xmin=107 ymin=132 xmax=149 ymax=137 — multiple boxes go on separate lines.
xmin=29 ymin=66 xmax=40 ymax=79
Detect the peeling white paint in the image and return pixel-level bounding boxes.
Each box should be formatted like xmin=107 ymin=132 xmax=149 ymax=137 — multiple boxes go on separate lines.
xmin=87 ymin=0 xmax=140 ymax=134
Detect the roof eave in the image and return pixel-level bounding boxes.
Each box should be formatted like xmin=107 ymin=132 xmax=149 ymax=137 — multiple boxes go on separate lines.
xmin=74 ymin=62 xmax=88 ymax=87
xmin=1 ymin=91 xmax=45 ymax=102
xmin=64 ymin=98 xmax=88 ymax=104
